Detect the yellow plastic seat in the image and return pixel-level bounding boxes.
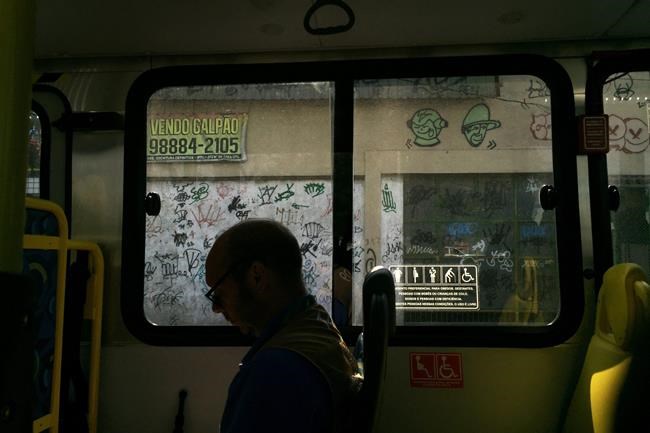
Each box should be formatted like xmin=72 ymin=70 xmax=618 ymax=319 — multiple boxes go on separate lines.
xmin=563 ymin=263 xmax=650 ymax=433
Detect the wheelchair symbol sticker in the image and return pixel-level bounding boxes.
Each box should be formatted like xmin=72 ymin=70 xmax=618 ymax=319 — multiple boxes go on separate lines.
xmin=438 ymin=355 xmax=458 ymax=379
xmin=461 ymin=267 xmax=476 ymax=283
xmin=410 ymin=352 xmax=464 ymax=388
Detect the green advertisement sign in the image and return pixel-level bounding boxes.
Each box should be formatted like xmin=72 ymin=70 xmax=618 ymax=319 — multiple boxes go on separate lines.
xmin=147 ymin=113 xmax=248 ymax=161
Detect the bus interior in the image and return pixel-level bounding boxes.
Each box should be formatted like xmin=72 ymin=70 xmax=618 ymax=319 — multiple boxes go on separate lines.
xmin=2 ymin=1 xmax=650 ymax=432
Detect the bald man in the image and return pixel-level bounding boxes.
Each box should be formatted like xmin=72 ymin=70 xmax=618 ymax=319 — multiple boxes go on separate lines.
xmin=205 ymin=219 xmax=361 ymax=433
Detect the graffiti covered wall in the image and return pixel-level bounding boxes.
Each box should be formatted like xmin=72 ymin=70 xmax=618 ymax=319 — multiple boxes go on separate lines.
xmin=144 ymin=178 xmax=334 ymax=326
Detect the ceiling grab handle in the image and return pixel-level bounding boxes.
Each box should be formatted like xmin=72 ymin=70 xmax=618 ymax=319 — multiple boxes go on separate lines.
xmin=304 ymin=0 xmax=355 ymax=35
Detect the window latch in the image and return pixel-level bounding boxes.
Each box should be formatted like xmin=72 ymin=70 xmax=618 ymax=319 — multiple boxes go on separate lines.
xmin=144 ymin=192 xmax=161 ymax=216
xmin=539 ymin=184 xmax=557 ymax=210
xmin=607 ymin=184 xmax=620 ymax=211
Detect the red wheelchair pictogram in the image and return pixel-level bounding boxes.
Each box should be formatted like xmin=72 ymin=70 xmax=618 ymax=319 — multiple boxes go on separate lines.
xmin=410 ymin=352 xmax=464 ymax=388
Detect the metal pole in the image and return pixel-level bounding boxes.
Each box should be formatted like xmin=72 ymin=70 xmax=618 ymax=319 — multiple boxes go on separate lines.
xmin=0 ymin=0 xmax=35 ymax=272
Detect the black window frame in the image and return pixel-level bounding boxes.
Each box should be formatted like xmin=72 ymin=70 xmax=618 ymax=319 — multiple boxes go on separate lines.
xmin=32 ymin=83 xmax=74 ymax=229
xmin=585 ymin=49 xmax=650 ymax=291
xmin=123 ymin=54 xmax=583 ymax=347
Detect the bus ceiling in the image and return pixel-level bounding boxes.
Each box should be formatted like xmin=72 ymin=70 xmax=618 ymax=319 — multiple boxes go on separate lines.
xmin=32 ymin=0 xmax=650 ymax=59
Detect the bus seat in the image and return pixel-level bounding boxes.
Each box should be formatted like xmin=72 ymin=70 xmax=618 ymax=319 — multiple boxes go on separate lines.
xmin=356 ymin=266 xmax=395 ymax=433
xmin=23 ymin=198 xmax=105 ymax=433
xmin=24 ymin=203 xmax=67 ymax=432
xmin=563 ymin=263 xmax=650 ymax=433
xmin=498 ymin=257 xmax=546 ymax=324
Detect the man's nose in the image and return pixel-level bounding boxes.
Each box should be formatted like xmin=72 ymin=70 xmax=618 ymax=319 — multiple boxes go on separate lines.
xmin=211 ymin=301 xmax=224 ymax=314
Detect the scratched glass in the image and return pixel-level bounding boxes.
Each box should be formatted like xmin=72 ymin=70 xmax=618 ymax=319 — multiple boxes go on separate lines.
xmin=352 ymin=75 xmax=559 ymax=326
xmin=144 ymin=82 xmax=334 ymax=326
xmin=603 ymin=71 xmax=650 ymax=276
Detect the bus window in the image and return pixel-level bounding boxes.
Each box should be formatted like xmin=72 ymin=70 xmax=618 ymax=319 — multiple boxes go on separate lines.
xmin=142 ymin=82 xmax=333 ymax=327
xmin=352 ymin=75 xmax=560 ymax=327
xmin=603 ymin=71 xmax=650 ymax=274
xmin=124 ymin=56 xmax=582 ymax=345
xmin=26 ymin=110 xmax=42 ymax=196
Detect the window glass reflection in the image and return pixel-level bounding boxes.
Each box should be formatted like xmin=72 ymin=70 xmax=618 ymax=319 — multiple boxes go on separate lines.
xmin=26 ymin=110 xmax=42 ymax=197
xmin=604 ymin=72 xmax=650 ymax=274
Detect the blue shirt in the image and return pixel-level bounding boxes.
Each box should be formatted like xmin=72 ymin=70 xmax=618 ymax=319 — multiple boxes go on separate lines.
xmin=220 ymin=297 xmax=333 ymax=433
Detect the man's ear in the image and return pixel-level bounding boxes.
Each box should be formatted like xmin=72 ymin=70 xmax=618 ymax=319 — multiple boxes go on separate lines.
xmin=248 ymin=261 xmax=267 ymax=290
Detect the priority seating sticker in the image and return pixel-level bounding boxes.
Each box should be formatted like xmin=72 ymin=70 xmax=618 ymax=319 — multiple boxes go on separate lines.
xmin=410 ymin=352 xmax=463 ymax=388
xmin=391 ymin=265 xmax=479 ymax=310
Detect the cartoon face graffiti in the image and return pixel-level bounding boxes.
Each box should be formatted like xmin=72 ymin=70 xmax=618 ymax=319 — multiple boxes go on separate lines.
xmin=463 ymin=123 xmax=490 ymax=146
xmin=624 ymin=117 xmax=649 ymax=151
xmin=530 ymin=113 xmax=551 ymax=141
xmin=461 ymin=103 xmax=501 ymax=147
xmin=612 ymin=74 xmax=634 ymax=100
xmin=607 ymin=114 xmax=649 ymax=153
xmin=607 ymin=114 xmax=626 ymax=143
xmin=408 ymin=108 xmax=448 ymax=146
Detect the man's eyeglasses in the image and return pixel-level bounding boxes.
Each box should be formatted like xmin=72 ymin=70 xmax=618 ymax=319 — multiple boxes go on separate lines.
xmin=205 ymin=262 xmax=238 ymax=305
